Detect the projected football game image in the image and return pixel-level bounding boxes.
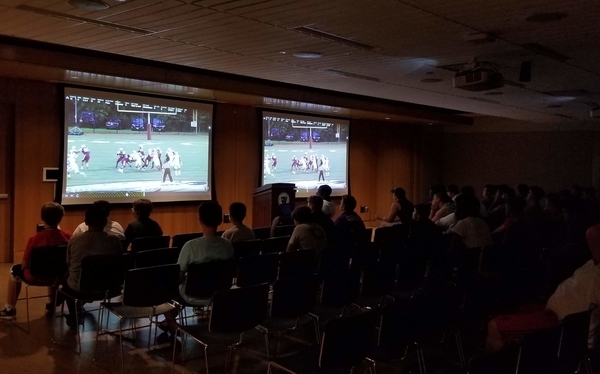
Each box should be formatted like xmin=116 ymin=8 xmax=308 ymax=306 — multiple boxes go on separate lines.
xmin=262 ymin=111 xmax=349 ymax=197
xmin=62 ymin=87 xmax=213 ymax=205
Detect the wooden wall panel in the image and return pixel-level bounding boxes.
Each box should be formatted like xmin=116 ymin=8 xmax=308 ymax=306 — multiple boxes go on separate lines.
xmin=0 ymin=104 xmax=14 ymax=262
xmin=1 ymin=76 xmax=434 ymax=262
xmin=443 ymin=131 xmax=595 ymax=195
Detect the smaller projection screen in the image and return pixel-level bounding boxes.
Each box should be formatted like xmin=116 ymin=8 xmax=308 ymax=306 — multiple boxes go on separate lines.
xmin=61 ymin=87 xmax=213 ymax=205
xmin=262 ymin=111 xmax=349 ymax=198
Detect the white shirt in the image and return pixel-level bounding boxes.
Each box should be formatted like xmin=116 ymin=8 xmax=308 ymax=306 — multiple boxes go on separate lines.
xmin=322 ymin=200 xmax=335 ymax=217
xmin=73 ymin=220 xmax=125 ymax=240
xmin=436 ymin=212 xmax=457 ymax=234
xmin=451 ymin=216 xmax=492 ymax=249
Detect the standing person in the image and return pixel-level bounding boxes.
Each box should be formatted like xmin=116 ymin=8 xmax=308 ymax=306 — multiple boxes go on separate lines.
xmin=0 ymin=203 xmax=72 ymax=319
xmin=115 ymin=148 xmax=126 ymax=169
xmin=123 ymin=199 xmax=163 ymax=249
xmin=158 ymin=202 xmax=234 ymax=340
xmin=221 ymin=202 xmax=256 ymax=242
xmin=62 ymin=205 xmax=122 ymax=327
xmin=376 ymin=187 xmax=414 ymax=226
xmin=287 ymin=206 xmax=327 ymax=252
xmin=162 ymin=154 xmax=173 ymax=184
xmin=271 ymin=153 xmax=277 ymax=171
xmin=72 ymin=200 xmax=125 ymax=239
xmin=317 ymin=184 xmax=335 ymax=218
xmin=80 ymin=144 xmax=90 ymax=169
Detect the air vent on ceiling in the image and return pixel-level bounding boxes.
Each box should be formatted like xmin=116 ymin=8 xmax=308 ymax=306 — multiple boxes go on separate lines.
xmin=521 ymin=43 xmax=571 ymax=62
xmin=466 ymin=97 xmax=500 ymax=104
xmin=324 ymin=69 xmax=380 ymax=82
xmin=293 ymin=26 xmax=376 ymax=51
xmin=16 ymin=5 xmax=152 ymax=35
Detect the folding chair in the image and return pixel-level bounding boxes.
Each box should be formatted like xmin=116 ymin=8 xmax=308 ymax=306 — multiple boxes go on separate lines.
xmin=95 ymin=264 xmax=179 ymax=372
xmin=131 ymin=235 xmax=171 ymax=253
xmin=134 ymin=247 xmax=181 ymax=269
xmin=14 ymin=244 xmax=67 ymax=332
xmin=53 ymin=253 xmax=123 ymax=352
xmin=261 ymin=235 xmax=290 ymax=254
xmin=232 ymin=239 xmax=262 ymax=259
xmin=173 ymin=283 xmax=270 ymax=374
xmin=267 ymin=310 xmax=378 ymax=374
xmin=278 ymin=249 xmax=317 ymax=279
xmin=171 ymin=232 xmax=203 ymax=250
xmin=257 ymin=273 xmax=321 ymax=357
xmin=236 ymin=254 xmax=279 ymax=287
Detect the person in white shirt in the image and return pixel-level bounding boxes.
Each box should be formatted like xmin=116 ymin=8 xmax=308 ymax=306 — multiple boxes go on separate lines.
xmin=317 ymin=184 xmax=335 ymax=218
xmin=72 ymin=200 xmax=125 ymax=240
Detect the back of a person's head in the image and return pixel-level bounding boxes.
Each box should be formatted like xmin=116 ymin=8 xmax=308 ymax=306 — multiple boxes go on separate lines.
xmin=317 ymin=185 xmax=332 ymax=199
xmin=199 ymin=201 xmax=223 ymax=228
xmin=85 ymin=205 xmax=107 ymax=229
xmin=93 ymin=200 xmax=111 ymax=218
xmin=504 ymin=188 xmax=517 ymax=200
xmin=545 ymin=193 xmax=562 ymax=209
xmin=392 ymin=187 xmax=406 ymax=200
xmin=308 ymin=195 xmax=324 ymax=211
xmin=558 ymin=189 xmax=573 ymax=200
xmin=455 ymin=194 xmax=480 ymax=220
xmin=341 ymin=195 xmax=357 ymax=212
xmin=517 ymin=184 xmax=529 ymax=198
xmin=586 ymin=224 xmax=600 ymax=264
xmin=41 ymin=202 xmax=65 ymax=227
xmin=497 ymin=184 xmax=510 ymax=195
xmin=484 ymin=184 xmax=497 ymax=197
xmin=291 ymin=206 xmax=313 ymax=224
xmin=228 ymin=202 xmax=247 ymax=222
xmin=133 ymin=199 xmax=153 ymax=219
xmin=434 ymin=192 xmax=452 ymax=204
xmin=584 ymin=187 xmax=597 ymax=199
xmin=461 ymin=185 xmax=476 ymax=197
xmin=447 ymin=185 xmax=459 ymax=195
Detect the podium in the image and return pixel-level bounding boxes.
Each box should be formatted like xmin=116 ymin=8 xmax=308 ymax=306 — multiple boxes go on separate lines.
xmin=252 ymin=183 xmax=296 ymax=228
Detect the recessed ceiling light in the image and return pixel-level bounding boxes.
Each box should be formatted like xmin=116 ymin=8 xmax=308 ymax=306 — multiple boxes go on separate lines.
xmin=484 ymin=91 xmax=503 ymax=95
xmin=384 ymin=117 xmax=390 ymax=120
xmin=70 ymin=76 xmax=79 ymax=79
xmin=293 ymin=52 xmax=322 ymax=59
xmin=279 ymin=51 xmax=287 ymax=55
xmin=187 ymin=91 xmax=195 ymax=95
xmin=420 ymin=78 xmax=443 ymax=83
xmin=525 ymin=12 xmax=567 ymax=22
xmin=68 ymin=0 xmax=110 ymax=11
xmin=428 ymin=122 xmax=433 ymax=125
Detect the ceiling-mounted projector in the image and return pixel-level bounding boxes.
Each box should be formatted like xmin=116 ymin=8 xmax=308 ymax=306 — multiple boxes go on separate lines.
xmin=453 ymin=60 xmax=504 ymax=92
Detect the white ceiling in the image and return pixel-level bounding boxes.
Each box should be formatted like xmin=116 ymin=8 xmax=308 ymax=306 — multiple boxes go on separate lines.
xmin=0 ymin=0 xmax=599 ymax=123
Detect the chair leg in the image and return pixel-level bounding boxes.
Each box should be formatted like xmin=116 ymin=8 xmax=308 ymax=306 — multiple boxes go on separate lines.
xmin=25 ymin=284 xmax=30 ymax=332
xmin=75 ymin=297 xmax=82 ymax=354
xmin=171 ymin=329 xmax=178 ymax=374
xmin=203 ymin=345 xmax=210 ymax=374
xmin=264 ymin=329 xmax=271 ymax=359
xmin=119 ymin=319 xmax=125 ymax=373
xmin=312 ymin=316 xmax=320 ymax=344
xmin=416 ymin=345 xmax=427 ymax=374
xmin=454 ymin=330 xmax=466 ymax=367
xmin=366 ymin=357 xmax=377 ymax=374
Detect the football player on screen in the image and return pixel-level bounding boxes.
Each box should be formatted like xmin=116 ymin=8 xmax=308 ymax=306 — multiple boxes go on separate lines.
xmin=80 ymin=144 xmax=90 ymax=169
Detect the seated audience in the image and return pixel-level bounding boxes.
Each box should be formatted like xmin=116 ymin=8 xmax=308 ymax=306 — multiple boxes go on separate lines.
xmin=524 ymin=185 xmax=546 ymax=222
xmin=376 ymin=187 xmax=414 ymax=226
xmin=481 ymin=184 xmax=497 ymax=211
xmin=446 ymin=185 xmax=459 ymax=200
xmin=63 ymin=205 xmax=123 ymax=326
xmin=485 ymin=223 xmax=600 ymax=352
xmin=72 ymin=200 xmax=124 ymax=239
xmin=516 ymin=183 xmax=529 ymax=200
xmin=411 ymin=204 xmax=443 ymax=251
xmin=308 ymin=195 xmax=335 ymax=244
xmin=0 ymin=202 xmax=72 ymax=320
xmin=461 ymin=185 xmax=488 ymax=218
xmin=287 ymin=206 xmax=327 ymax=252
xmin=451 ymin=194 xmax=493 ymax=251
xmin=429 ymin=192 xmax=455 ymax=223
xmin=221 ymin=202 xmax=255 ymax=242
xmin=123 ymin=198 xmax=163 ymax=249
xmin=317 ymin=184 xmax=336 ymax=217
xmin=160 ymin=202 xmax=234 ymax=339
xmin=334 ymin=195 xmax=366 ymax=232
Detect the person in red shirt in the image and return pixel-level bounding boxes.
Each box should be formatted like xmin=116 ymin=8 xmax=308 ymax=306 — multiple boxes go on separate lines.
xmin=0 ymin=202 xmax=72 ymax=320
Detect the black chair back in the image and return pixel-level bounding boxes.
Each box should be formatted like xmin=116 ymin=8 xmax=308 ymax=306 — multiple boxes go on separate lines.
xmin=120 ymin=252 xmax=135 ymax=274
xmin=261 ymin=235 xmax=290 ymax=254
xmin=361 ymin=260 xmax=396 ymax=298
xmin=270 ymin=273 xmax=320 ymax=318
xmin=278 ymin=249 xmax=317 ymax=279
xmin=131 ymin=235 xmax=171 ymax=253
xmin=122 ymin=264 xmax=180 ymax=307
xmin=171 ymin=232 xmax=203 ymax=250
xmin=318 ymin=247 xmax=351 ymax=274
xmin=273 ymin=224 xmax=295 ymax=237
xmin=134 ymin=247 xmax=181 ymax=269
xmin=79 ymin=254 xmax=123 ymax=293
xmin=320 ymin=268 xmax=361 ymax=307
xmin=252 ymin=226 xmax=271 ymax=240
xmin=232 ymin=239 xmax=262 ymax=259
xmin=236 ymin=254 xmax=279 ymax=287
xmin=517 ymin=325 xmax=562 ymax=374
xmin=29 ymin=245 xmax=68 ymax=279
xmin=184 ymin=260 xmax=236 ymax=299
xmin=558 ymin=308 xmax=595 ymax=372
xmin=374 ymin=224 xmax=409 ymax=244
xmin=319 ymin=310 xmax=378 ymax=369
xmin=209 ymin=283 xmax=269 ymax=334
